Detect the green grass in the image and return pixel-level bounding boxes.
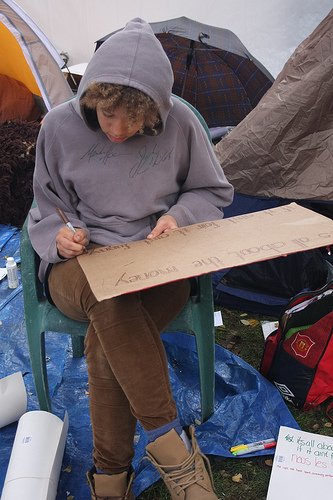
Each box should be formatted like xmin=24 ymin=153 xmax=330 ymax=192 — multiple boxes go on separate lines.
xmin=137 ymin=306 xmax=333 ymax=499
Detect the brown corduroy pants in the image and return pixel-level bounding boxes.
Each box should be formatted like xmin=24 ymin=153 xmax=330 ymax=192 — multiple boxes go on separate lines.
xmin=48 ymin=251 xmax=190 ymax=474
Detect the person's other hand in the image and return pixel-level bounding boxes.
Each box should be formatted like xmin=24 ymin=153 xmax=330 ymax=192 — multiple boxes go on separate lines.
xmin=56 ymin=227 xmax=88 ymax=258
xmin=147 ymin=215 xmax=178 ymax=239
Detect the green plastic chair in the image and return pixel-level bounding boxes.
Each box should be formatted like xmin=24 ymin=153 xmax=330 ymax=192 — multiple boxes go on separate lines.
xmin=20 ymin=216 xmax=215 ymax=422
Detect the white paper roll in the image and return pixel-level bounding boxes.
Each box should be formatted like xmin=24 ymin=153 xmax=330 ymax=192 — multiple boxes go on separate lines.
xmin=1 ymin=411 xmax=69 ymax=500
xmin=0 ymin=372 xmax=27 ymax=428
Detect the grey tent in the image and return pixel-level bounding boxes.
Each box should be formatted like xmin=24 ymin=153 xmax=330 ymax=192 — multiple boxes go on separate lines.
xmin=213 ymin=10 xmax=333 ymax=316
xmin=214 ymin=9 xmax=333 ymax=203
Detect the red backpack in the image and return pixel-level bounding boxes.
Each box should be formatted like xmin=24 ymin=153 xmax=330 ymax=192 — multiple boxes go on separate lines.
xmin=260 ymin=280 xmax=333 ymax=415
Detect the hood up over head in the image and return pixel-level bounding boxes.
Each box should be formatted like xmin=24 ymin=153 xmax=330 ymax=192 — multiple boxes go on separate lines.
xmin=76 ymin=18 xmax=174 ymax=133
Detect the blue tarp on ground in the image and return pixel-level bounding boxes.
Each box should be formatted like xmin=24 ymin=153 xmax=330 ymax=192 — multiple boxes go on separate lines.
xmin=0 ymin=224 xmax=300 ymax=498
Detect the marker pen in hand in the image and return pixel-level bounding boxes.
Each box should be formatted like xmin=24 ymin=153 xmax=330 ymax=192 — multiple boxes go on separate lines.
xmin=56 ymin=207 xmax=88 ymax=253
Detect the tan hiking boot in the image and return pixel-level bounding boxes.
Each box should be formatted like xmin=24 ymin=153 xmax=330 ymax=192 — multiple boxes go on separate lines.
xmin=86 ymin=466 xmax=135 ymax=499
xmin=145 ymin=425 xmax=218 ymax=499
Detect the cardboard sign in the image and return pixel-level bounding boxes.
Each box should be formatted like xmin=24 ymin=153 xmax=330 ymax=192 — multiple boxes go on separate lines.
xmin=267 ymin=426 xmax=333 ymax=499
xmin=77 ymin=203 xmax=333 ymax=301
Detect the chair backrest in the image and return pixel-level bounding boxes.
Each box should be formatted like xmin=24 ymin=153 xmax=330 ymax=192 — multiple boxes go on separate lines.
xmin=173 ymin=93 xmax=212 ymax=144
xmin=20 ymin=213 xmax=46 ymax=305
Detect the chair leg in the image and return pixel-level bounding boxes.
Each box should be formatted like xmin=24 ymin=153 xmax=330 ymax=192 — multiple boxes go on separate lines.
xmin=194 ymin=324 xmax=215 ymax=423
xmin=193 ymin=274 xmax=215 ymax=422
xmin=26 ymin=330 xmax=52 ymax=412
xmin=71 ymin=335 xmax=85 ymax=358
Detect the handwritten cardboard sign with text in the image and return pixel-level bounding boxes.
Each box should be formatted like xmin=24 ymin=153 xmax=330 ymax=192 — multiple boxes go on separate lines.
xmin=77 ymin=203 xmax=333 ymax=301
xmin=267 ymin=426 xmax=333 ymax=499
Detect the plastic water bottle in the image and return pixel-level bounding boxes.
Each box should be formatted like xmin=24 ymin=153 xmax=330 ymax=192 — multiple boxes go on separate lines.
xmin=6 ymin=257 xmax=19 ymax=289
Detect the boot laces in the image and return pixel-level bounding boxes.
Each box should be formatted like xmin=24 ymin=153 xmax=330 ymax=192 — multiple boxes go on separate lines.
xmin=146 ymin=445 xmax=214 ymax=495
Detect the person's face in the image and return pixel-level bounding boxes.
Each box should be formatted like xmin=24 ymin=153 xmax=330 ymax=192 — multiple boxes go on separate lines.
xmin=96 ymin=103 xmax=143 ymax=143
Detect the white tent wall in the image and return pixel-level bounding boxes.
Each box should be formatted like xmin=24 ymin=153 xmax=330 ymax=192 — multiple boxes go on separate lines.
xmin=14 ymin=0 xmax=332 ymax=78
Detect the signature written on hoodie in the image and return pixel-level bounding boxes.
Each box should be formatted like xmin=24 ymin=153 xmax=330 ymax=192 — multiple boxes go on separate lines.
xmin=130 ymin=144 xmax=174 ymax=178
xmin=81 ymin=143 xmax=174 ymax=177
xmin=81 ymin=143 xmax=131 ymax=165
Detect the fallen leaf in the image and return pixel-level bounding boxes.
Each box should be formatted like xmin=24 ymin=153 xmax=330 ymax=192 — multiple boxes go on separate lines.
xmin=221 ymin=332 xmax=242 ymax=351
xmin=247 ymin=319 xmax=260 ymax=327
xmin=265 ymin=459 xmax=273 ymax=467
xmin=312 ymin=424 xmax=320 ymax=431
xmin=241 ymin=319 xmax=250 ymax=326
xmin=63 ymin=465 xmax=72 ymax=473
xmin=232 ymin=473 xmax=243 ymax=483
xmin=324 ymin=422 xmax=332 ymax=428
xmin=219 ymin=470 xmax=230 ymax=478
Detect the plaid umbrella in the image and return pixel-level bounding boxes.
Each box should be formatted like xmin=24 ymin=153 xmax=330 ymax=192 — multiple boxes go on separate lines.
xmin=96 ymin=17 xmax=274 ymax=128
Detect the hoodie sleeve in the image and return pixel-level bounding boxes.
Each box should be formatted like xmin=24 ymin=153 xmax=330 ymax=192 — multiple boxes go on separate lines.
xmin=28 ymin=112 xmax=90 ymax=265
xmin=164 ymin=100 xmax=234 ymax=227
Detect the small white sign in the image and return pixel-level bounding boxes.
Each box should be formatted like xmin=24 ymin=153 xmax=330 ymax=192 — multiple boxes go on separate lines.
xmin=267 ymin=426 xmax=333 ymax=499
xmin=214 ymin=310 xmax=223 ymax=327
xmin=261 ymin=320 xmax=279 ymax=340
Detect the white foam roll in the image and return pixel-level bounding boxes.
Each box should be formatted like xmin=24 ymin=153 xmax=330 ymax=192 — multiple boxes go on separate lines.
xmin=0 ymin=372 xmax=27 ymax=428
xmin=1 ymin=410 xmax=68 ymax=500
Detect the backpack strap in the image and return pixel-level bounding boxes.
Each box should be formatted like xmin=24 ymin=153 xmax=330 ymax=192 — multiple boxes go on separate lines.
xmin=326 ymin=400 xmax=333 ymax=422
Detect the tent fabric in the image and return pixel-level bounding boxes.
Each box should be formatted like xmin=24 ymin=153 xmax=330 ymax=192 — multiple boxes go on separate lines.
xmin=0 ymin=224 xmax=300 ymax=499
xmin=0 ymin=73 xmax=41 ymax=122
xmin=214 ymin=9 xmax=333 ymax=202
xmin=213 ymin=268 xmax=289 ymax=317
xmin=0 ymin=0 xmax=73 ymax=111
xmin=219 ymin=250 xmax=330 ymax=300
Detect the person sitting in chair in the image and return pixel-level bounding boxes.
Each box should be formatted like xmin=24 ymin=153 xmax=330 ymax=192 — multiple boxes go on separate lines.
xmin=28 ymin=18 xmax=233 ymax=500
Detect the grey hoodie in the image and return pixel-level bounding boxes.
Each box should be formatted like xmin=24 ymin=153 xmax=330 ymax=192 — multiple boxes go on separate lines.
xmin=28 ymin=18 xmax=234 ymax=282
